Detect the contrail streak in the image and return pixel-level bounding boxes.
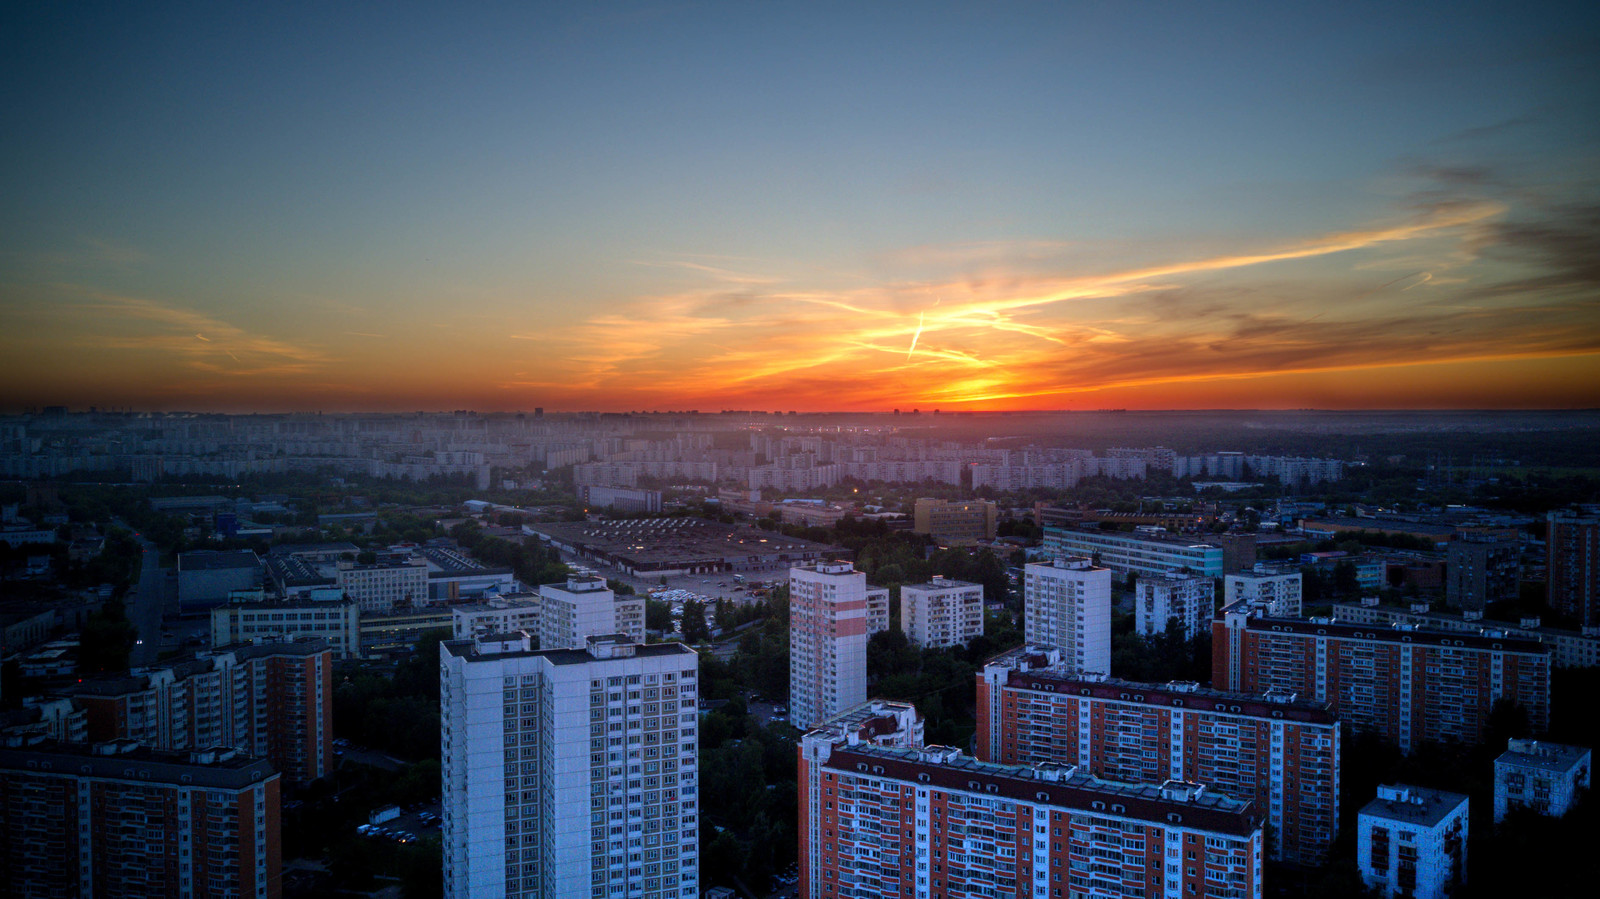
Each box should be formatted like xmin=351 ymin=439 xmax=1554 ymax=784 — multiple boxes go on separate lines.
xmin=906 ymin=311 xmax=925 ymax=360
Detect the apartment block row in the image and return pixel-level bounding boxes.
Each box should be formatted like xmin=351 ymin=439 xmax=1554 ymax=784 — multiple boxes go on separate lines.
xmin=1213 ymin=602 xmax=1550 ymax=752
xmin=0 ymin=739 xmax=281 ymax=899
xmin=799 ymin=700 xmax=1264 ymax=899
xmin=68 ymin=640 xmax=334 ymax=785
xmin=976 ymin=646 xmax=1340 ymax=865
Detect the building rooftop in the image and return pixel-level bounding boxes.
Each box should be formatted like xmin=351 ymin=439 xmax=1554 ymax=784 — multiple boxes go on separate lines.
xmin=177 ymin=549 xmax=261 ymax=571
xmin=0 ymin=740 xmax=279 ymax=790
xmin=529 ymin=518 xmax=844 ymax=570
xmin=824 ymin=742 xmax=1260 ymax=836
xmin=1231 ymin=605 xmax=1549 ymax=655
xmin=1497 ymin=739 xmax=1591 ymax=774
xmin=1359 ymin=784 xmax=1468 ymax=829
xmin=442 ymin=636 xmax=696 ymax=665
xmin=903 ymin=577 xmax=981 ymax=592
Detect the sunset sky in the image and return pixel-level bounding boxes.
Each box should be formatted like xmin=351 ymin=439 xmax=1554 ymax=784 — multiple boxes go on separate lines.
xmin=2 ymin=2 xmax=1597 ymax=412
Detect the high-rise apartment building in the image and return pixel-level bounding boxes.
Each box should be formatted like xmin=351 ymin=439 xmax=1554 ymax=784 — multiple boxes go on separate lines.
xmin=1445 ymin=531 xmax=1520 ymax=611
xmin=71 ymin=640 xmax=333 ymax=785
xmin=539 ymin=574 xmax=645 ymax=650
xmin=790 ymin=562 xmax=877 ymax=731
xmin=976 ymin=646 xmax=1340 ymax=864
xmin=1134 ymin=572 xmax=1216 ymax=639
xmin=1546 ymin=510 xmax=1599 ymax=628
xmin=798 ymin=700 xmax=1265 ymax=899
xmin=440 ymin=633 xmax=699 ymax=899
xmin=0 ymin=739 xmax=280 ymax=899
xmin=1213 ymin=603 xmax=1550 ymax=752
xmin=1357 ymin=785 xmax=1467 ymax=899
xmin=910 ymin=498 xmax=998 ymax=545
xmin=899 ymin=576 xmax=984 ymax=648
xmin=1223 ymin=567 xmax=1302 ymax=618
xmin=1493 ymin=738 xmax=1591 ymax=823
xmin=1024 ymin=558 xmax=1112 ymax=674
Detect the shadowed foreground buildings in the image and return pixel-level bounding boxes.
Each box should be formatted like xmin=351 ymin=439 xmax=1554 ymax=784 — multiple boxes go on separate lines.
xmin=1212 ymin=602 xmax=1550 ymax=752
xmin=0 ymin=740 xmax=280 ymax=899
xmin=1357 ymin=785 xmax=1467 ymax=899
xmin=976 ymin=646 xmax=1340 ymax=865
xmin=440 ymin=632 xmax=699 ymax=899
xmin=799 ymin=700 xmax=1264 ymax=899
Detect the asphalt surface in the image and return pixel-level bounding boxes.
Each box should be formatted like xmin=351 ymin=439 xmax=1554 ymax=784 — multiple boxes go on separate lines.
xmin=126 ymin=539 xmax=167 ymax=667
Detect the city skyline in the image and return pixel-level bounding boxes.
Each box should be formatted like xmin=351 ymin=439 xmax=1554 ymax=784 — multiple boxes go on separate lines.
xmin=3 ymin=2 xmax=1597 ymax=413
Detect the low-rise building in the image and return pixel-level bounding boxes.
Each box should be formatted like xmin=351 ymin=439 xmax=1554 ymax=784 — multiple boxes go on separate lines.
xmin=1224 ymin=566 xmax=1302 ymax=618
xmin=210 ymin=591 xmax=362 ymax=658
xmin=177 ymin=550 xmax=262 ymax=610
xmin=911 ymin=497 xmax=998 ymax=545
xmin=451 ymin=593 xmax=542 ymax=642
xmin=1357 ymin=784 xmax=1468 ymax=899
xmin=1493 ymin=738 xmax=1591 ymax=823
xmin=1044 ymin=526 xmax=1224 ymax=577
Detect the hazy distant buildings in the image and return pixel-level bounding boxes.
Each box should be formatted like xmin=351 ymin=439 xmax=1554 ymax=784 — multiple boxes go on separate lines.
xmin=1023 ymin=557 xmax=1111 ymax=674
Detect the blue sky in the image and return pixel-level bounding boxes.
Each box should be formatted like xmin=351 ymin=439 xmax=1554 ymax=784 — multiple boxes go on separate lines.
xmin=2 ymin=1 xmax=1597 ymax=410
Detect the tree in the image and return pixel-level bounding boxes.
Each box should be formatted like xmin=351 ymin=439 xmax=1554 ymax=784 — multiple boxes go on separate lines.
xmin=645 ymin=599 xmax=674 ymax=632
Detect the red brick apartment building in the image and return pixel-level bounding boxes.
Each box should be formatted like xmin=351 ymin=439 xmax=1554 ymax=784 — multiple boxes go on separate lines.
xmin=799 ymin=701 xmax=1263 ymax=899
xmin=72 ymin=640 xmax=333 ymax=785
xmin=1213 ymin=602 xmax=1549 ymax=752
xmin=977 ymin=646 xmax=1339 ymax=865
xmin=0 ymin=739 xmax=280 ymax=899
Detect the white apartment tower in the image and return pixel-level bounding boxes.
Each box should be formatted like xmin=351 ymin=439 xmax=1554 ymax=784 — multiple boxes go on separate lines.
xmin=539 ymin=574 xmax=646 ymax=650
xmin=789 ymin=562 xmax=873 ymax=731
xmin=440 ymin=632 xmax=700 ymax=899
xmin=1225 ymin=566 xmax=1303 ymax=618
xmin=899 ymin=576 xmax=985 ymax=648
xmin=1134 ymin=571 xmax=1216 ymax=639
xmin=1024 ymin=557 xmax=1112 ymax=674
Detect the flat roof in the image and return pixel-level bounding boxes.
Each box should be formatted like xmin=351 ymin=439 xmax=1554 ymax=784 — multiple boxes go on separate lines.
xmin=824 ymin=743 xmax=1260 ymax=837
xmin=1359 ymin=785 xmax=1468 ymax=828
xmin=443 ymin=637 xmax=697 ymax=665
xmin=528 ymin=518 xmax=844 ymax=568
xmin=1497 ymin=740 xmax=1591 ymax=774
xmin=0 ymin=741 xmax=278 ymax=790
xmin=178 ymin=549 xmax=260 ymax=571
xmin=1241 ymin=612 xmax=1548 ymax=655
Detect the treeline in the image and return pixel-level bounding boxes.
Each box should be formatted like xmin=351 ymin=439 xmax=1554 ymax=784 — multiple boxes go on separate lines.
xmin=865 ymin=610 xmax=1024 ymax=747
xmin=333 ymin=630 xmax=451 ymax=761
xmin=446 ymin=521 xmax=569 ymax=586
xmin=697 ymin=697 xmax=798 ymax=890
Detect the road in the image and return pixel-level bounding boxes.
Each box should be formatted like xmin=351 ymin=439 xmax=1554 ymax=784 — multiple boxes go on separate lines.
xmin=126 ymin=538 xmax=169 ymax=667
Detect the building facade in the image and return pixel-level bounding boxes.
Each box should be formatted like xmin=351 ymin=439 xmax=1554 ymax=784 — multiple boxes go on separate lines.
xmin=899 ymin=577 xmax=984 ymax=648
xmin=539 ymin=574 xmax=645 ymax=650
xmin=0 ymin=740 xmax=280 ymax=899
xmin=1493 ymin=738 xmax=1591 ymax=823
xmin=976 ymin=646 xmax=1340 ymax=864
xmin=210 ymin=593 xmax=362 ymax=658
xmin=1223 ymin=568 xmax=1302 ymax=619
xmin=1024 ymin=558 xmax=1112 ymax=675
xmin=790 ymin=562 xmax=875 ymax=731
xmin=439 ymin=633 xmax=699 ymax=899
xmin=72 ymin=641 xmax=334 ymax=785
xmin=1134 ymin=572 xmax=1216 ymax=640
xmin=336 ymin=558 xmax=430 ymax=613
xmin=1043 ymin=528 xmax=1224 ymax=578
xmin=1213 ymin=604 xmax=1550 ymax=752
xmin=1546 ymin=510 xmax=1599 ymax=628
xmin=1357 ymin=785 xmax=1468 ymax=899
xmin=910 ymin=498 xmax=998 ymax=545
xmin=452 ymin=593 xmax=543 ymax=641
xmin=1445 ymin=532 xmax=1520 ymax=611
xmin=799 ymin=700 xmax=1265 ymax=899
